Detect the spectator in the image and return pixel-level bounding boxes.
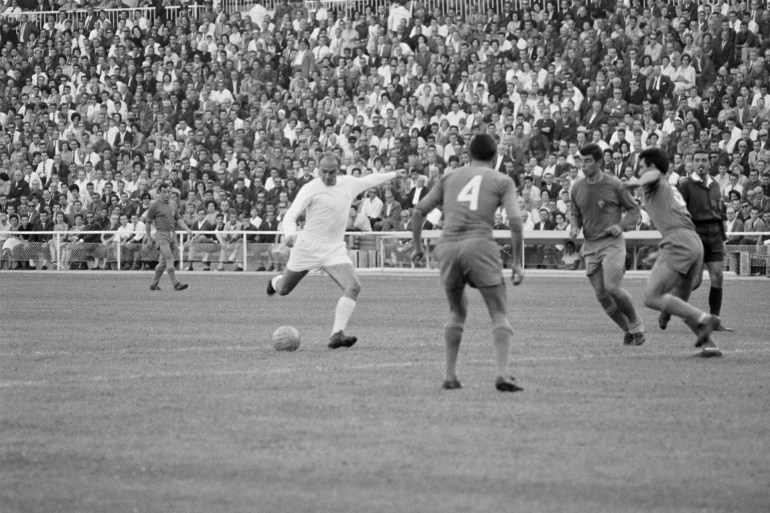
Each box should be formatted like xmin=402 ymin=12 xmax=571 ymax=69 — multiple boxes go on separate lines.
xmin=558 ymin=240 xmax=582 ymax=270
xmin=0 ymin=0 xmax=765 ymax=275
xmin=725 ymin=206 xmax=745 ymax=245
xmin=741 ymin=206 xmax=767 ymax=244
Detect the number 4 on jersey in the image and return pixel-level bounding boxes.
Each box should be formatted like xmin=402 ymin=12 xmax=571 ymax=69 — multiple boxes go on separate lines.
xmin=457 ymin=175 xmax=482 ymax=211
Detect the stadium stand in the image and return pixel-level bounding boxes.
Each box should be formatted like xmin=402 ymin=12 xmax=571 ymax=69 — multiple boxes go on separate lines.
xmin=0 ymin=0 xmax=768 ymax=274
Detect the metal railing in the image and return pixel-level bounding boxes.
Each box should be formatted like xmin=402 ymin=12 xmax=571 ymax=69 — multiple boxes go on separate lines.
xmin=2 ymin=230 xmax=768 ymax=274
xmin=9 ymin=0 xmax=573 ymax=31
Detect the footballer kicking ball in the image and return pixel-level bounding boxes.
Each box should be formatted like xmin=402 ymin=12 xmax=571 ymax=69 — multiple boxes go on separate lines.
xmin=272 ymin=326 xmax=301 ymax=352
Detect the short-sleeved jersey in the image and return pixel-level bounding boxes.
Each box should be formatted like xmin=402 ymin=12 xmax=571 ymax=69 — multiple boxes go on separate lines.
xmin=642 ymin=179 xmax=696 ymax=237
xmin=283 ymin=172 xmax=396 ymax=243
xmin=415 ymin=166 xmax=515 ymax=242
xmin=569 ymin=173 xmax=639 ymax=240
xmin=143 ymin=199 xmax=179 ymax=232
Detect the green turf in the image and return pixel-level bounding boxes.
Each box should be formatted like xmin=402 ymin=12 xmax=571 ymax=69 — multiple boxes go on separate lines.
xmin=1 ymin=273 xmax=768 ymax=513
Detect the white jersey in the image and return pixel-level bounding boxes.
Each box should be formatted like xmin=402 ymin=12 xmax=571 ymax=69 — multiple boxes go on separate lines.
xmin=283 ymin=172 xmax=396 ymax=243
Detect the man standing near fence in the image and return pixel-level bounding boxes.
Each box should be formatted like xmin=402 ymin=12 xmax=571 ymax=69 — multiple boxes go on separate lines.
xmin=143 ymin=183 xmax=191 ymax=291
xmin=570 ymin=143 xmax=646 ymax=346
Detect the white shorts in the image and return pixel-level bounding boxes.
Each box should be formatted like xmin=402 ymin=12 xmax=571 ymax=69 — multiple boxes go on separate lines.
xmin=286 ymin=236 xmax=352 ymax=272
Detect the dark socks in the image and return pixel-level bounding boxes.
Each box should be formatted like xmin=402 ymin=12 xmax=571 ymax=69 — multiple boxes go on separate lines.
xmin=708 ymin=287 xmax=722 ymax=316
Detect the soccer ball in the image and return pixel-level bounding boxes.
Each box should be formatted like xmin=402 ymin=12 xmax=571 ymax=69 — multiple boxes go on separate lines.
xmin=272 ymin=326 xmax=301 ymax=352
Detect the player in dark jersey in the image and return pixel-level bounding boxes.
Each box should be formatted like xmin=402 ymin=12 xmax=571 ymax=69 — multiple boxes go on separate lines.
xmin=143 ymin=182 xmax=192 ymax=291
xmin=411 ymin=134 xmax=525 ymax=393
xmin=625 ymin=148 xmax=732 ymax=357
xmin=570 ymin=144 xmax=646 ymax=346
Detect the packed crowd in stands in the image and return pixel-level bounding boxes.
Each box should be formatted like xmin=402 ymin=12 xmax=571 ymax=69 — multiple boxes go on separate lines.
xmin=0 ymin=0 xmax=769 ymax=271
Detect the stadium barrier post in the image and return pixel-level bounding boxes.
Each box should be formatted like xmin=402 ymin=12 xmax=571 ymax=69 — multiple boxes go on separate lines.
xmin=55 ymin=233 xmax=62 ymax=270
xmin=178 ymin=232 xmax=185 ymax=270
xmin=242 ymin=233 xmax=248 ymax=271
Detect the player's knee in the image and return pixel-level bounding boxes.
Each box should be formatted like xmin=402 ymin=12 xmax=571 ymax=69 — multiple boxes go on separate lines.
xmin=710 ymin=269 xmax=723 ymax=287
xmin=594 ymin=288 xmax=610 ymax=303
xmin=447 ymin=308 xmax=467 ymax=326
xmin=643 ymin=291 xmax=660 ymax=310
xmin=444 ymin=320 xmax=465 ymax=332
xmin=346 ymin=279 xmax=362 ymax=297
xmin=492 ymin=317 xmax=513 ymax=334
xmin=603 ymin=281 xmax=623 ymax=297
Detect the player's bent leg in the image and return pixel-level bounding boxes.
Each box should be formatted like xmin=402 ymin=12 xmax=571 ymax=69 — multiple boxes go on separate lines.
xmin=645 ymin=261 xmax=707 ymax=326
xmin=691 ymin=261 xmax=705 ymax=291
xmin=442 ymin=285 xmax=468 ymax=388
xmin=272 ymin=268 xmax=308 ymax=296
xmin=324 ymin=263 xmax=362 ymax=300
xmin=601 ymin=259 xmax=640 ymax=326
xmin=151 ymin=242 xmax=170 ymax=290
xmin=588 ymin=269 xmax=630 ymax=336
xmin=324 ymin=263 xmax=361 ymax=348
xmin=158 ymin=243 xmax=183 ymax=289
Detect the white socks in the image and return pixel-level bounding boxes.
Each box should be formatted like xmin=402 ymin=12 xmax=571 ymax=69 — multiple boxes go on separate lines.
xmin=271 ymin=275 xmax=282 ymax=291
xmin=332 ymin=297 xmax=357 ymax=334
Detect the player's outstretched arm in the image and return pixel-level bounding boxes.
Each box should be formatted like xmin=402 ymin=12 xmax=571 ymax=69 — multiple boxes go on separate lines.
xmin=349 ymin=170 xmax=401 ymax=196
xmin=624 ymin=169 xmax=663 ymax=189
xmin=411 ymin=181 xmax=443 ymax=264
xmin=618 ymin=180 xmax=641 ymax=232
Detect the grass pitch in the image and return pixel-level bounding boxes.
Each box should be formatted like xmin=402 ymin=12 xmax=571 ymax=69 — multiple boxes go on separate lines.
xmin=1 ymin=272 xmax=768 ymax=513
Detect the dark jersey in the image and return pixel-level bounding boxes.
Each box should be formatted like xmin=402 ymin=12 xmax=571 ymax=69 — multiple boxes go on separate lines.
xmin=143 ymin=198 xmax=179 ymax=232
xmin=569 ymin=173 xmax=640 ymax=240
xmin=677 ymin=174 xmax=724 ymax=223
xmin=415 ymin=166 xmax=516 ymax=242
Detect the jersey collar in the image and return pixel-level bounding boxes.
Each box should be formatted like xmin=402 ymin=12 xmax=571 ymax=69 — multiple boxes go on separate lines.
xmin=690 ymin=172 xmax=713 ymax=187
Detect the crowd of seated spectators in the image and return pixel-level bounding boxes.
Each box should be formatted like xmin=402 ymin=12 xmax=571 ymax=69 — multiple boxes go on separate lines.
xmin=0 ymin=0 xmax=769 ymax=272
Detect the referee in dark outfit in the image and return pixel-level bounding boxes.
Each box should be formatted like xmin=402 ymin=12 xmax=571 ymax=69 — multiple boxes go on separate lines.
xmin=672 ymin=148 xmax=728 ymax=327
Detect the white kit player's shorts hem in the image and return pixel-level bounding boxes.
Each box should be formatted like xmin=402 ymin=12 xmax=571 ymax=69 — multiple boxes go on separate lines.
xmin=286 ymin=237 xmax=352 ymax=272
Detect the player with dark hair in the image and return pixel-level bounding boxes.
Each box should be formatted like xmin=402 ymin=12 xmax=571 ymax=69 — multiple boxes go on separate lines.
xmin=662 ymin=148 xmax=728 ymax=330
xmin=411 ymin=134 xmax=525 ymax=392
xmin=267 ymin=153 xmax=405 ymax=349
xmin=570 ymin=143 xmax=646 ymax=346
xmin=142 ymin=182 xmax=191 ymax=291
xmin=625 ymin=147 xmax=731 ymax=357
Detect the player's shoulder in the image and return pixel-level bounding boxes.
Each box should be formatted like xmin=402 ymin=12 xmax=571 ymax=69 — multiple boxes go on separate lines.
xmin=570 ymin=176 xmax=587 ymax=191
xmin=446 ymin=165 xmax=510 ymax=184
xmin=602 ymin=173 xmax=623 ymax=187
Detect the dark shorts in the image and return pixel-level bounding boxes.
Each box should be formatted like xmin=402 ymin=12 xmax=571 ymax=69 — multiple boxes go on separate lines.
xmin=581 ymin=236 xmax=626 ymax=276
xmin=156 ymin=231 xmax=178 ymax=263
xmin=437 ymin=238 xmax=504 ymax=289
xmin=658 ymin=229 xmax=703 ymax=278
xmin=694 ymin=223 xmax=724 ymax=263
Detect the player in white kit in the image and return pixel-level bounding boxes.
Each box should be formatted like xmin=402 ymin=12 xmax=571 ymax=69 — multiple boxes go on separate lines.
xmin=266 ymin=153 xmax=404 ymax=349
